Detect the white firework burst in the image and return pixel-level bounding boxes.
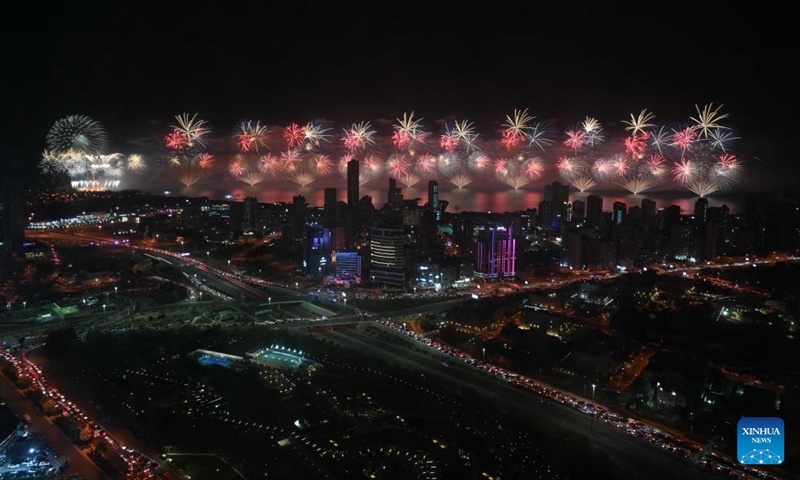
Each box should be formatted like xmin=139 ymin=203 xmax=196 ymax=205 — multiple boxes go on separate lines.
xmin=690 ymin=103 xmax=729 ymax=139
xmin=173 ymin=113 xmax=210 ymax=146
xmin=623 ymin=109 xmax=656 ymax=136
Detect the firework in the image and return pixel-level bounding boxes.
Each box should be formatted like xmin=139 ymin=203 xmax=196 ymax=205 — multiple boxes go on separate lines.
xmin=671 ymin=126 xmax=698 ymax=155
xmin=235 ymin=120 xmax=270 ymax=152
xmin=290 ymin=171 xmax=316 ymax=188
xmin=414 ymin=154 xmax=437 ymax=174
xmin=672 ymin=158 xmax=695 ymax=183
xmin=312 ymin=154 xmax=334 ymax=175
xmin=397 ymin=173 xmax=421 ymax=188
xmin=564 ymin=129 xmax=586 ymax=153
xmin=303 ymin=122 xmax=332 ymax=148
xmin=229 ymin=156 xmax=247 ymax=177
xmin=582 ymin=117 xmax=605 ymax=147
xmin=526 ymin=122 xmax=555 ymax=151
xmin=387 ymin=155 xmax=411 ymax=178
xmin=690 ymin=103 xmax=729 ymax=139
xmin=447 ymin=171 xmax=473 ymax=189
xmin=623 ymin=109 xmax=656 ymax=136
xmin=127 ymin=154 xmax=145 ymax=171
xmin=709 ymin=127 xmax=739 ymax=152
xmin=502 ymin=108 xmax=535 ymax=150
xmin=258 ymin=153 xmax=281 ymax=176
xmin=240 ymin=171 xmax=264 ymax=186
xmin=172 ymin=113 xmax=210 ymax=147
xmin=616 ymin=176 xmax=654 ymax=195
xmin=502 ymin=173 xmax=530 ymax=190
xmin=280 ymin=149 xmax=303 ymax=171
xmin=342 ymin=121 xmax=377 ymax=152
xmin=440 ymin=120 xmax=479 ymax=153
xmin=625 ymin=132 xmax=650 ymax=159
xmin=393 ymin=112 xmax=427 ymax=150
xmin=198 ymin=153 xmax=215 ymax=169
xmin=283 ymin=123 xmax=305 ymax=148
xmin=649 ymin=125 xmax=671 ymax=154
xmin=178 ymin=171 xmax=201 ymax=188
xmin=47 ymin=115 xmax=108 ymax=155
xmin=165 ymin=130 xmax=189 ymax=150
xmin=571 ymin=175 xmax=597 ymax=193
xmin=361 ymin=154 xmax=384 ymax=178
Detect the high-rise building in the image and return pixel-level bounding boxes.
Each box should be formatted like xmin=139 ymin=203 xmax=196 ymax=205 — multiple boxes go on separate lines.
xmin=387 ymin=178 xmax=404 ymax=226
xmin=335 ymin=251 xmax=362 ymax=279
xmin=347 ymin=159 xmax=359 ymax=208
xmin=572 ymin=200 xmax=585 ymax=222
xmin=323 ymin=188 xmax=338 ymax=227
xmin=612 ymin=201 xmax=627 ymax=226
xmin=694 ymin=197 xmax=709 ymax=223
xmin=641 ymin=198 xmax=656 ymax=219
xmin=586 ymin=195 xmax=602 ymax=228
xmin=427 ymin=180 xmax=440 ymax=220
xmin=291 ymin=195 xmax=307 ymax=244
xmin=369 ymin=226 xmax=406 ymax=288
xmin=242 ymin=196 xmax=258 ymax=232
xmin=544 ymin=181 xmax=570 ymax=227
xmin=346 ymin=159 xmax=360 ymax=247
xmin=475 ymin=225 xmax=516 ymax=279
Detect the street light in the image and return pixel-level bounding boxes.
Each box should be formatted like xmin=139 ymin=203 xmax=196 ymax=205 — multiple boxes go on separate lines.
xmin=206 ymin=251 xmax=210 ymax=258
xmin=103 ymin=304 xmax=107 ymax=312
xmin=268 ymin=297 xmax=272 ymax=309
xmin=22 ymin=301 xmax=26 ymax=311
xmin=482 ymin=347 xmax=486 ymax=362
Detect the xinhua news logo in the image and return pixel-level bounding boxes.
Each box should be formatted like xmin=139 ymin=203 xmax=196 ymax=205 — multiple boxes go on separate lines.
xmin=738 ymin=417 xmax=784 ymax=465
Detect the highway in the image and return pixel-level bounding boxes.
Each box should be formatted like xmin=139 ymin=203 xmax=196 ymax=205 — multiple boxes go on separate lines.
xmin=317 ymin=326 xmax=737 ymax=480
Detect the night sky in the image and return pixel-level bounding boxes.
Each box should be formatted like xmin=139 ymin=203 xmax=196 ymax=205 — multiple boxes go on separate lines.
xmin=2 ymin=2 xmax=796 ymax=190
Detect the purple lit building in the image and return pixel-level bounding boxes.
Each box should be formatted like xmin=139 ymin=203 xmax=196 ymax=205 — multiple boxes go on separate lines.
xmin=474 ymin=225 xmax=516 ymax=279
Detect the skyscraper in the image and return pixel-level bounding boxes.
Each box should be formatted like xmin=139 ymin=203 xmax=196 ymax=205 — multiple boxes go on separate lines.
xmin=612 ymin=201 xmax=627 ymax=225
xmin=346 ymin=159 xmax=360 ymax=247
xmin=347 ymin=159 xmax=359 ymax=208
xmin=694 ymin=197 xmax=709 ymax=223
xmin=586 ymin=195 xmax=602 ymax=228
xmin=242 ymin=196 xmax=257 ymax=232
xmin=641 ymin=198 xmax=656 ymax=220
xmin=323 ymin=188 xmax=338 ymax=227
xmin=572 ymin=200 xmax=585 ymax=222
xmin=370 ymin=226 xmax=406 ymax=288
xmin=544 ymin=181 xmax=570 ymax=226
xmin=427 ymin=180 xmax=440 ymax=220
xmin=475 ymin=225 xmax=516 ymax=279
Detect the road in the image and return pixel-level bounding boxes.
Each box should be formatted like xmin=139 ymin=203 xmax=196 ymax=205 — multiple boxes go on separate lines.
xmin=0 ymin=365 xmax=109 ymax=480
xmin=317 ymin=327 xmax=729 ymax=480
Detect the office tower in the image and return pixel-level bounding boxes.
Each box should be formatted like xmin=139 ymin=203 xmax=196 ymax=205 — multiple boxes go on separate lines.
xmin=612 ymin=201 xmax=627 ymax=225
xmin=544 ymin=181 xmax=570 ymax=226
xmin=346 ymin=159 xmax=360 ymax=247
xmin=641 ymin=198 xmax=656 ymax=220
xmin=586 ymin=195 xmax=602 ymax=228
xmin=323 ymin=188 xmax=337 ymax=227
xmin=387 ymin=178 xmax=404 ymax=226
xmin=291 ymin=195 xmax=307 ymax=244
xmin=475 ymin=225 xmax=516 ymax=279
xmin=370 ymin=226 xmax=406 ymax=288
xmin=242 ymin=196 xmax=257 ymax=232
xmin=347 ymin=159 xmax=359 ymax=207
xmin=694 ymin=197 xmax=709 ymax=223
xmin=427 ymin=180 xmax=440 ymax=220
xmin=572 ymin=200 xmax=585 ymax=222
xmin=335 ymin=251 xmax=362 ymax=279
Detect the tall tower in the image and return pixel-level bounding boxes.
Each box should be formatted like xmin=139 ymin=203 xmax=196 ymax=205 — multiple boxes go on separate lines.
xmin=323 ymin=188 xmax=337 ymax=227
xmin=612 ymin=201 xmax=627 ymax=225
xmin=694 ymin=197 xmax=709 ymax=223
xmin=347 ymin=159 xmax=359 ymax=208
xmin=586 ymin=195 xmax=603 ymax=228
xmin=427 ymin=180 xmax=440 ymax=220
